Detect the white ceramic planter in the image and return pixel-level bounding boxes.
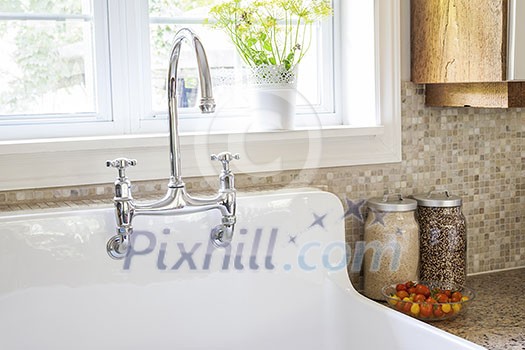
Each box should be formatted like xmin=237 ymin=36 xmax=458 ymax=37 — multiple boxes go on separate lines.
xmin=249 ymin=86 xmax=297 ymax=130
xmin=248 ymin=65 xmax=298 ymax=131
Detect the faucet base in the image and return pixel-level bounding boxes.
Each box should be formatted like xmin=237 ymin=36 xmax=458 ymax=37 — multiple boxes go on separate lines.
xmin=107 ymin=233 xmax=130 ymax=259
xmin=210 ymin=224 xmax=234 ymax=248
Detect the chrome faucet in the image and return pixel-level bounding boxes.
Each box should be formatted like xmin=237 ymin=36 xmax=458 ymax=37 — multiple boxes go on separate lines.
xmin=105 ymin=28 xmax=239 ymax=259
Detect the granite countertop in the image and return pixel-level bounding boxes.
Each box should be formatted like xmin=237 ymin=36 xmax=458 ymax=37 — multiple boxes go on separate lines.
xmin=430 ymin=268 xmax=525 ymax=350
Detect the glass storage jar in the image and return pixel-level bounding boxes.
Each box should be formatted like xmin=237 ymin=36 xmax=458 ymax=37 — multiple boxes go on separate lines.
xmin=363 ymin=195 xmax=419 ymax=300
xmin=413 ymin=190 xmax=467 ymax=286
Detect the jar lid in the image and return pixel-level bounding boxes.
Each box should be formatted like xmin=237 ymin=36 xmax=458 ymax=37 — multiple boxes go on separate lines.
xmin=412 ymin=190 xmax=462 ymax=207
xmin=366 ymin=195 xmax=417 ymax=212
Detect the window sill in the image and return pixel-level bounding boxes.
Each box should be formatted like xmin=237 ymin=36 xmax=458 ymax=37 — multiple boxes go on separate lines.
xmin=0 ymin=124 xmax=400 ymax=191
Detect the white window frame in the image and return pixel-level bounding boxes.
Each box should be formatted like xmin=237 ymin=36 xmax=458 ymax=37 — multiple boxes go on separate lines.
xmin=130 ymin=0 xmax=338 ymax=133
xmin=0 ymin=0 xmax=401 ymax=191
xmin=0 ymin=1 xmax=117 ymax=138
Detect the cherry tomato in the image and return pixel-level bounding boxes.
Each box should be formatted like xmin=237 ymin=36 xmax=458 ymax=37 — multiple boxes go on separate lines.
xmin=396 ymin=290 xmax=409 ymax=299
xmin=387 ymin=294 xmax=400 ymax=306
xmin=420 ymin=303 xmax=433 ymax=318
xmin=452 ymin=303 xmax=462 ymax=313
xmin=443 ymin=289 xmax=452 ymax=298
xmin=426 ymin=297 xmax=437 ymax=304
xmin=451 ymin=291 xmax=463 ymax=302
xmin=396 ymin=301 xmax=405 ymax=311
xmin=441 ymin=303 xmax=452 ymax=313
xmin=413 ymin=294 xmax=426 ymax=303
xmin=408 ymin=286 xmax=417 ymax=294
xmin=396 ymin=284 xmax=407 ymax=292
xmin=415 ymin=284 xmax=431 ymax=297
xmin=433 ymin=305 xmax=444 ymax=318
xmin=410 ymin=303 xmax=420 ymax=316
xmin=435 ymin=293 xmax=449 ymax=303
xmin=405 ymin=281 xmax=415 ymax=289
xmin=402 ymin=301 xmax=412 ymax=313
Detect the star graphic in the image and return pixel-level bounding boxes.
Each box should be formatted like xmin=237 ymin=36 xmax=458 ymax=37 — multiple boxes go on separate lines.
xmin=395 ymin=227 xmax=404 ymax=236
xmin=369 ymin=210 xmax=387 ymax=226
xmin=310 ymin=212 xmax=328 ymax=229
xmin=343 ymin=198 xmax=366 ymax=223
xmin=288 ymin=234 xmax=298 ymax=245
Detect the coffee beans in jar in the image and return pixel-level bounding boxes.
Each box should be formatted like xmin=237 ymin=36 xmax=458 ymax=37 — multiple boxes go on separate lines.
xmin=363 ymin=195 xmax=419 ymax=300
xmin=413 ymin=191 xmax=467 ymax=286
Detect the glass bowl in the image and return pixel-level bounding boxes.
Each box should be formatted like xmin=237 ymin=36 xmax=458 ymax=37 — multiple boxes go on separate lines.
xmin=381 ymin=281 xmax=475 ymax=321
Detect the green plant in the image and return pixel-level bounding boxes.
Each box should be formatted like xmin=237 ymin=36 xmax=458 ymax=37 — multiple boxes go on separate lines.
xmin=208 ymin=0 xmax=332 ymax=71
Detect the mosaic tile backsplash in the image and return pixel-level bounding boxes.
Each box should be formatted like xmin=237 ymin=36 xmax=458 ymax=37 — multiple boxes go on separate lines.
xmin=1 ymin=82 xmax=524 ymax=285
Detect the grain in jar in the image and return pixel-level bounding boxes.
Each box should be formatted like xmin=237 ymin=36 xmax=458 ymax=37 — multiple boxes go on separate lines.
xmin=363 ymin=196 xmax=419 ymax=300
xmin=413 ymin=191 xmax=467 ymax=286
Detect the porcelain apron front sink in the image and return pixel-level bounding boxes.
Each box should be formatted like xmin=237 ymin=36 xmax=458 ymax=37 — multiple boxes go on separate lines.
xmin=0 ymin=189 xmax=485 ymax=350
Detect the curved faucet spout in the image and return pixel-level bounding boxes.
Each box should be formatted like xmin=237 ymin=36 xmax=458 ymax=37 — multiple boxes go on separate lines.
xmin=167 ymin=28 xmax=216 ymax=188
xmin=105 ymin=29 xmax=238 ymax=260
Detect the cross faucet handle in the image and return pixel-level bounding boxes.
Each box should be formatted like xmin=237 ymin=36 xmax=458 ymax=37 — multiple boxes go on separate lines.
xmin=106 ymin=158 xmax=137 ymax=179
xmin=211 ymin=152 xmax=240 ymax=172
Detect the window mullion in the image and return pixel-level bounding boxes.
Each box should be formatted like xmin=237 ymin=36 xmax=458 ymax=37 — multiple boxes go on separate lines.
xmin=106 ymin=0 xmax=134 ymax=134
xmin=319 ymin=6 xmax=337 ymax=117
xmin=92 ymin=0 xmax=111 ymax=122
xmin=122 ymin=0 xmax=153 ymax=134
xmin=135 ymin=0 xmax=156 ymax=130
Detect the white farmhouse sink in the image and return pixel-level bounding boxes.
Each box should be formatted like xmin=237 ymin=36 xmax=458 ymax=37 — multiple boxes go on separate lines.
xmin=0 ymin=189 xmax=485 ymax=350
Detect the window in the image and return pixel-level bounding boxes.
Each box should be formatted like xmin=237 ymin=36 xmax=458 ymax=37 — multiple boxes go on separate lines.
xmin=0 ymin=0 xmax=336 ymax=138
xmin=145 ymin=1 xmax=333 ymax=122
xmin=0 ymin=0 xmax=112 ymax=136
xmin=0 ymin=3 xmax=97 ymax=117
xmin=0 ymin=0 xmax=401 ymax=190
